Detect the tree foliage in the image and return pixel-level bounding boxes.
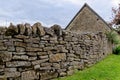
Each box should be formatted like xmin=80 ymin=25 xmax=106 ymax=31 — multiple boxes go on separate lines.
xmin=106 ymin=31 xmax=120 ymax=44
xmin=112 ymin=4 xmax=120 ymax=25
xmin=110 ymin=4 xmax=120 ymax=34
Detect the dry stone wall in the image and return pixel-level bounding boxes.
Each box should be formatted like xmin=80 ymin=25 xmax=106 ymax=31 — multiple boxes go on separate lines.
xmin=0 ymin=22 xmax=111 ymax=80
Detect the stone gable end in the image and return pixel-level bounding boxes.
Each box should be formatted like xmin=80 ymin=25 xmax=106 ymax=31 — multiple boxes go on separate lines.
xmin=66 ymin=3 xmax=111 ymax=33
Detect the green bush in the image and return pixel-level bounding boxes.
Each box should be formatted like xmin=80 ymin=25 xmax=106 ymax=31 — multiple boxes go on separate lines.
xmin=106 ymin=31 xmax=120 ymax=44
xmin=106 ymin=31 xmax=120 ymax=55
xmin=113 ymin=45 xmax=120 ymax=55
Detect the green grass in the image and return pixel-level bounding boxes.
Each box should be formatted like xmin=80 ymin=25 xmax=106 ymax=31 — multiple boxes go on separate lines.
xmin=56 ymin=54 xmax=120 ymax=80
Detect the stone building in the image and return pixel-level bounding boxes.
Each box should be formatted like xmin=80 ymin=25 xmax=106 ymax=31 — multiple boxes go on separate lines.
xmin=65 ymin=3 xmax=111 ymax=33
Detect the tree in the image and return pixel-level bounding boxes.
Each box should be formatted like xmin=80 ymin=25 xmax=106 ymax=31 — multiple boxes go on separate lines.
xmin=111 ymin=4 xmax=120 ymax=34
xmin=112 ymin=4 xmax=120 ymax=25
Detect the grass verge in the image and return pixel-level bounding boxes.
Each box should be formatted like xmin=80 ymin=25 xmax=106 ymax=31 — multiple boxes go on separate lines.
xmin=56 ymin=54 xmax=120 ymax=80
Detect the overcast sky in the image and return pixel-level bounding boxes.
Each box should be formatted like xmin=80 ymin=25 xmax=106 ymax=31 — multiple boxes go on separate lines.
xmin=0 ymin=0 xmax=119 ymax=28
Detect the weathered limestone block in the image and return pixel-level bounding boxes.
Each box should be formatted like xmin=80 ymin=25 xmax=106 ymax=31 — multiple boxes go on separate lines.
xmin=5 ymin=71 xmax=20 ymax=78
xmin=6 ymin=61 xmax=31 ymax=67
xmin=7 ymin=46 xmax=15 ymax=51
xmin=73 ymin=52 xmax=80 ymax=58
xmin=59 ymin=72 xmax=67 ymax=77
xmin=39 ymin=55 xmax=48 ymax=59
xmin=45 ymin=43 xmax=55 ymax=47
xmin=59 ymin=40 xmax=66 ymax=45
xmin=67 ymin=57 xmax=74 ymax=61
xmin=58 ymin=37 xmax=63 ymax=40
xmin=72 ymin=37 xmax=78 ymax=41
xmin=52 ymin=63 xmax=60 ymax=69
xmin=32 ymin=22 xmax=45 ymax=36
xmin=26 ymin=47 xmax=42 ymax=52
xmin=24 ymin=23 xmax=32 ymax=36
xmin=80 ymin=53 xmax=87 ymax=59
xmin=70 ymin=61 xmax=83 ymax=70
xmin=40 ymin=72 xmax=58 ymax=80
xmin=67 ymin=70 xmax=74 ymax=76
xmin=0 ymin=27 xmax=7 ymax=35
xmin=28 ymin=57 xmax=37 ymax=61
xmin=57 ymin=45 xmax=68 ymax=53
xmin=32 ymin=59 xmax=48 ymax=65
xmin=49 ymin=40 xmax=58 ymax=45
xmin=62 ymin=30 xmax=68 ymax=36
xmin=0 ymin=51 xmax=12 ymax=62
xmin=17 ymin=67 xmax=33 ymax=72
xmin=74 ymin=58 xmax=81 ymax=61
xmin=17 ymin=24 xmax=26 ymax=35
xmin=30 ymin=44 xmax=39 ymax=47
xmin=5 ymin=23 xmax=18 ymax=36
xmin=39 ymin=40 xmax=47 ymax=44
xmin=0 ymin=69 xmax=4 ymax=75
xmin=0 ymin=46 xmax=7 ymax=51
xmin=0 ymin=40 xmax=4 ymax=46
xmin=0 ymin=65 xmax=4 ymax=68
xmin=23 ymin=39 xmax=32 ymax=43
xmin=44 ymin=27 xmax=54 ymax=36
xmin=13 ymin=52 xmax=26 ymax=55
xmin=16 ymin=47 xmax=25 ymax=52
xmin=72 ymin=45 xmax=81 ymax=51
xmin=3 ymin=36 xmax=12 ymax=39
xmin=67 ymin=53 xmax=76 ymax=57
xmin=41 ymin=63 xmax=52 ymax=67
xmin=26 ymin=37 xmax=40 ymax=43
xmin=21 ymin=71 xmax=36 ymax=80
xmin=0 ymin=76 xmax=7 ymax=80
xmin=89 ymin=54 xmax=98 ymax=59
xmin=34 ymin=64 xmax=40 ymax=70
xmin=3 ymin=39 xmax=14 ymax=46
xmin=14 ymin=35 xmax=29 ymax=39
xmin=57 ymin=69 xmax=67 ymax=73
xmin=50 ymin=36 xmax=58 ymax=42
xmin=5 ymin=68 xmax=16 ymax=72
xmin=12 ymin=55 xmax=28 ymax=60
xmin=8 ymin=77 xmax=21 ymax=80
xmin=34 ymin=22 xmax=45 ymax=36
xmin=37 ymin=52 xmax=48 ymax=56
xmin=51 ymin=24 xmax=62 ymax=36
xmin=84 ymin=40 xmax=92 ymax=45
xmin=40 ymin=66 xmax=52 ymax=70
xmin=41 ymin=35 xmax=50 ymax=41
xmin=14 ymin=42 xmax=26 ymax=48
xmin=60 ymin=48 xmax=68 ymax=53
xmin=49 ymin=53 xmax=66 ymax=62
xmin=32 ymin=23 xmax=38 ymax=36
xmin=68 ymin=66 xmax=74 ymax=71
xmin=61 ymin=62 xmax=69 ymax=68
xmin=10 ymin=38 xmax=23 ymax=42
xmin=64 ymin=36 xmax=72 ymax=41
xmin=84 ymin=60 xmax=93 ymax=67
xmin=44 ymin=47 xmax=55 ymax=51
xmin=26 ymin=52 xmax=37 ymax=56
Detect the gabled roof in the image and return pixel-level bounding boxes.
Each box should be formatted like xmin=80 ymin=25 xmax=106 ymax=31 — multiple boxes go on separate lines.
xmin=65 ymin=3 xmax=112 ymax=30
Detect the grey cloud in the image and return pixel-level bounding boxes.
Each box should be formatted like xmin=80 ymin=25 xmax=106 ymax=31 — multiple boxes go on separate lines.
xmin=0 ymin=0 xmax=116 ymax=27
